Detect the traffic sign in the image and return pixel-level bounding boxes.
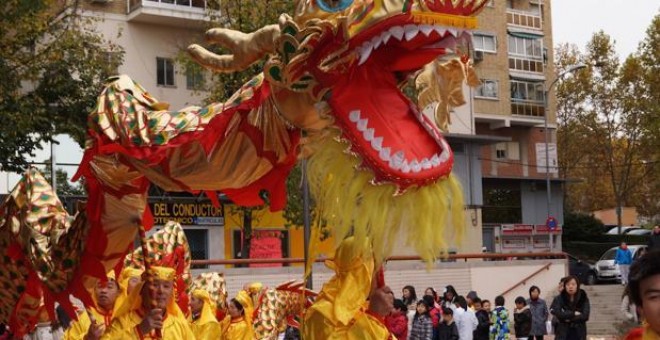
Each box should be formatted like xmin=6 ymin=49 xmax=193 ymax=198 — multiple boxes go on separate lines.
xmin=546 ymin=216 xmax=558 ymax=230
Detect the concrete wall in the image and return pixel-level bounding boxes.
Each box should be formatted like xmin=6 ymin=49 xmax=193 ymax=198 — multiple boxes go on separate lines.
xmin=521 ymin=180 xmax=564 ymax=225
xmin=194 ymin=259 xmax=567 ymax=315
xmin=90 ymin=12 xmax=208 ymax=110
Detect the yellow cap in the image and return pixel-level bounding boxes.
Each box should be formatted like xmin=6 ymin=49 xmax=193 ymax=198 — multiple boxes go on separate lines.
xmin=145 ymin=266 xmax=176 ymax=281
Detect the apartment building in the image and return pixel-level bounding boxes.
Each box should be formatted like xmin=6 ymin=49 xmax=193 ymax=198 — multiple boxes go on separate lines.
xmin=471 ymin=0 xmax=563 ymax=253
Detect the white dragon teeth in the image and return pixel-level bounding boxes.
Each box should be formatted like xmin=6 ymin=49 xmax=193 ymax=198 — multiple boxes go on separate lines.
xmin=358 ymin=42 xmax=373 ymax=66
xmin=371 ymin=136 xmax=383 ymax=151
xmin=390 ymin=151 xmax=405 ymax=170
xmin=411 ymin=159 xmax=422 ymax=173
xmin=404 ymin=24 xmax=419 ymax=41
xmin=357 ymin=118 xmax=369 ymax=132
xmin=355 ymin=24 xmax=465 ymax=67
xmin=363 ymin=128 xmax=375 ymax=142
xmin=381 ymin=31 xmax=392 ymax=45
xmin=389 ymin=26 xmax=404 ymax=41
xmin=401 ymin=160 xmax=411 ymax=173
xmin=349 ymin=110 xmax=361 ymax=122
xmin=421 ymin=158 xmax=432 ymax=170
xmin=419 ymin=25 xmax=434 ymax=37
xmin=380 ymin=147 xmax=391 ymax=162
xmin=431 ymin=154 xmax=441 ymax=166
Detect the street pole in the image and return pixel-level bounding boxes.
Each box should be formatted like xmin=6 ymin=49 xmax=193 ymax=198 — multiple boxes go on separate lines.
xmin=51 ymin=138 xmax=57 ymax=193
xmin=302 ymin=158 xmax=312 ymax=289
xmin=544 ymin=63 xmax=587 ymax=252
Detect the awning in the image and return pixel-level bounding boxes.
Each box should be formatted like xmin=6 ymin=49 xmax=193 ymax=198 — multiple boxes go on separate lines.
xmin=508 ymin=30 xmax=543 ymax=39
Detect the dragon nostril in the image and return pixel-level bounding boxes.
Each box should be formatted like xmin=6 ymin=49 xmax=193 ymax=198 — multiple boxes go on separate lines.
xmin=316 ymin=0 xmax=354 ymax=13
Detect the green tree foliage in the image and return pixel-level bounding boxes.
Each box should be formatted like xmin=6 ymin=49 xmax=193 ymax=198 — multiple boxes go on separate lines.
xmin=556 ymin=22 xmax=660 ymax=223
xmin=41 ymin=166 xmax=85 ymax=197
xmin=0 ymin=0 xmax=124 ymax=172
xmin=562 ymin=212 xmax=604 ymax=242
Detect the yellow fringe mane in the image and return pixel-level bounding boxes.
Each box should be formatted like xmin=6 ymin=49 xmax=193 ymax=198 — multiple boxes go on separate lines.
xmin=306 ymin=133 xmax=465 ymax=265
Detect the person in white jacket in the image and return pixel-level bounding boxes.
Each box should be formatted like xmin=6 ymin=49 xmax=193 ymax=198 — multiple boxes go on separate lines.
xmin=454 ymin=296 xmax=478 ymax=340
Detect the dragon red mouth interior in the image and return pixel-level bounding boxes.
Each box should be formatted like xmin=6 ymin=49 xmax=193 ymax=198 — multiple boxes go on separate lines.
xmin=328 ymin=15 xmax=470 ymax=188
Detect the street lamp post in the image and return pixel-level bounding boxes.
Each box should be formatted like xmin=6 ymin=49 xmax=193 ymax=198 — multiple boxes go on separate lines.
xmin=544 ymin=63 xmax=586 ymax=252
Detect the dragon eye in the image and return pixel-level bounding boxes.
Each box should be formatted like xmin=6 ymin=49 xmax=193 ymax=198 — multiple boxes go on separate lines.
xmin=316 ymin=0 xmax=354 ymax=13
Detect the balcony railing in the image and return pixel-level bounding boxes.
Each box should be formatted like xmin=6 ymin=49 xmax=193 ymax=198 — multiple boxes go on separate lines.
xmin=507 ymin=9 xmax=542 ymax=30
xmin=511 ymin=100 xmax=545 ymax=118
xmin=509 ymin=56 xmax=544 ymax=73
xmin=129 ymin=0 xmax=206 ymax=14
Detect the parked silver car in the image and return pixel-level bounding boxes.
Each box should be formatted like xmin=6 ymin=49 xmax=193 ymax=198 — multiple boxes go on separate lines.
xmin=594 ymin=245 xmax=647 ymax=283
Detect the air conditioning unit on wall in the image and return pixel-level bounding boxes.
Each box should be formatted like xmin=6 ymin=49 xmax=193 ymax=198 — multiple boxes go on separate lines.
xmin=473 ymin=50 xmax=484 ymax=63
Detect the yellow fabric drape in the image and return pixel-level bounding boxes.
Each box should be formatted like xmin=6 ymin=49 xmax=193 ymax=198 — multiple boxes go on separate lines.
xmin=101 ymin=266 xmax=193 ymax=339
xmin=643 ymin=326 xmax=659 ymax=340
xmin=62 ymin=308 xmax=114 ymax=340
xmin=303 ymin=237 xmax=391 ymax=339
xmin=189 ymin=289 xmax=221 ymax=339
xmin=220 ymin=316 xmax=253 ymax=340
xmin=100 ymin=309 xmax=194 ymax=340
xmin=64 ymin=271 xmax=122 ymax=340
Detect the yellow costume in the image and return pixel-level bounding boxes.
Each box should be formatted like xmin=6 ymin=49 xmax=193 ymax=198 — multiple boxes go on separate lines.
xmin=220 ymin=290 xmax=255 ymax=340
xmin=303 ymin=237 xmax=392 ymax=339
xmin=64 ymin=271 xmax=123 ymax=340
xmin=101 ymin=266 xmax=194 ymax=340
xmin=189 ymin=289 xmax=221 ymax=339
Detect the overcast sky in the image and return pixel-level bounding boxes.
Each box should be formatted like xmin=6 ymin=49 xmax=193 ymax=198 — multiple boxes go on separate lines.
xmin=552 ymin=0 xmax=659 ymax=59
xmin=2 ymin=1 xmax=659 ymax=192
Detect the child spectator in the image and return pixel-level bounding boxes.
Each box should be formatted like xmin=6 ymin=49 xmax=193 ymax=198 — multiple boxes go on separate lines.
xmin=410 ymin=300 xmax=433 ymax=340
xmin=490 ymin=295 xmax=510 ymax=340
xmin=386 ymin=299 xmax=409 ymax=340
xmin=482 ymin=299 xmax=492 ymax=314
xmin=454 ymin=295 xmax=478 ymax=340
xmin=513 ymin=296 xmax=531 ymax=340
xmin=438 ymin=308 xmax=460 ymax=340
xmin=472 ymin=298 xmax=490 ymax=340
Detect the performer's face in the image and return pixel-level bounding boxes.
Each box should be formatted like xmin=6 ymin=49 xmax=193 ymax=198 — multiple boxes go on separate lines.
xmin=190 ymin=295 xmax=204 ymax=315
xmin=143 ymin=279 xmax=174 ymax=310
xmin=96 ymin=278 xmax=119 ymax=310
xmin=228 ymin=300 xmax=243 ymax=318
xmin=128 ymin=276 xmax=141 ymax=294
xmin=639 ymin=274 xmax=660 ymax=334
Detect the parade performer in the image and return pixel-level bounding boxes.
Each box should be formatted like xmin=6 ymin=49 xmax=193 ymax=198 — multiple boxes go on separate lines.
xmin=624 ymin=250 xmax=660 ymax=340
xmin=119 ymin=267 xmax=144 ymax=297
xmin=101 ymin=266 xmax=194 ymax=339
xmin=191 ymin=272 xmax=228 ymax=322
xmin=220 ymin=291 xmax=255 ymax=340
xmin=189 ymin=288 xmax=222 ymax=339
xmin=303 ymin=237 xmax=394 ymax=339
xmin=63 ymin=271 xmax=122 ymax=340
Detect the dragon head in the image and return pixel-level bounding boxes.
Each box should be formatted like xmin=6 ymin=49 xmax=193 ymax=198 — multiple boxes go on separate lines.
xmin=275 ymin=0 xmax=486 ymax=189
xmin=189 ymin=0 xmax=487 ymax=190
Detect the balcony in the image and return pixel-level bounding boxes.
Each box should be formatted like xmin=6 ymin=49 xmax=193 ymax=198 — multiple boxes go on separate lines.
xmin=511 ymin=100 xmax=545 ymax=118
xmin=507 ymin=9 xmax=542 ymax=30
xmin=509 ymin=56 xmax=544 ymax=74
xmin=128 ymin=0 xmax=208 ymax=28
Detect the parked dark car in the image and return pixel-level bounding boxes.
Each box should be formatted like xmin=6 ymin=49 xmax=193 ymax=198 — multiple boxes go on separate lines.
xmin=567 ymin=254 xmax=597 ymax=285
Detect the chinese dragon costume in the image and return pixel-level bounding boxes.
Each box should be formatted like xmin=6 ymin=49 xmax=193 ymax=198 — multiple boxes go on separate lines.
xmin=0 ymin=0 xmax=489 ymax=337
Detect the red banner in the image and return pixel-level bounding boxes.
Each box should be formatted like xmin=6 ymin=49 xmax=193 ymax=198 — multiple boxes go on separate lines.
xmin=249 ymin=230 xmax=283 ymax=267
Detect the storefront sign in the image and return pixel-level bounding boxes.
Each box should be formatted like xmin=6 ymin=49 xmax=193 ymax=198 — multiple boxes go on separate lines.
xmin=249 ymin=230 xmax=283 ymax=268
xmin=150 ymin=202 xmax=224 ymax=226
xmin=501 ymin=224 xmax=534 ymax=235
xmin=502 ymin=237 xmax=527 ymax=249
xmin=535 ymin=225 xmax=562 ymax=234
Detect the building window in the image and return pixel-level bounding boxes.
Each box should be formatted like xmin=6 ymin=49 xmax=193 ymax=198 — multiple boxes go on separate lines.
xmin=186 ymin=65 xmax=205 ymax=90
xmin=231 ymin=229 xmax=290 ymax=268
xmin=495 ymin=143 xmax=508 ymax=159
xmin=473 ymin=34 xmax=497 ymax=53
xmin=156 ymin=57 xmax=175 ymax=87
xmin=184 ymin=229 xmax=208 ymax=269
xmin=510 ymin=80 xmax=544 ymax=103
xmin=508 ymin=36 xmax=543 ymax=59
xmin=483 ymin=180 xmax=522 ymax=224
xmin=476 ymin=79 xmax=498 ymax=99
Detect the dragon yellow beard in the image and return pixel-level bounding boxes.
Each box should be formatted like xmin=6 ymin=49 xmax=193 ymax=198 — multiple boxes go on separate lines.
xmin=307 ymin=134 xmax=464 ymax=264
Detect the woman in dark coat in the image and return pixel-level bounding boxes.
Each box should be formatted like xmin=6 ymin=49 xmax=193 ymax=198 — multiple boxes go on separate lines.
xmin=550 ymin=276 xmax=590 ymax=340
xmin=527 ymin=285 xmax=549 ymax=339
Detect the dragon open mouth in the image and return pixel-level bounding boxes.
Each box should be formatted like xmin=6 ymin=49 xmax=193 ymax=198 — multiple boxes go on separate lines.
xmin=328 ymin=15 xmax=471 ymax=188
